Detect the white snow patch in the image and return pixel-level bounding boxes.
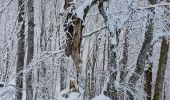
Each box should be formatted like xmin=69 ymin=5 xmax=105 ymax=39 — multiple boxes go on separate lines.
xmin=91 ymin=94 xmax=111 ymax=100
xmin=68 ymin=92 xmax=80 ymax=100
xmin=58 ymin=91 xmax=80 ymax=100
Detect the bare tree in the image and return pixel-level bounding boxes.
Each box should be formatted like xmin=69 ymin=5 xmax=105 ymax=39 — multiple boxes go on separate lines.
xmin=15 ymin=0 xmax=25 ymax=99
xmin=25 ymin=0 xmax=34 ymax=99
xmin=153 ymin=36 xmax=169 ymax=100
xmin=127 ymin=0 xmax=157 ymax=99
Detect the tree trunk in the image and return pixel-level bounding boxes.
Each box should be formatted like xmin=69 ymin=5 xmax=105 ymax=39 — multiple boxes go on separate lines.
xmin=26 ymin=0 xmax=34 ymax=99
xmin=143 ymin=1 xmax=157 ymax=100
xmin=4 ymin=47 xmax=10 ymax=83
xmin=15 ymin=0 xmax=25 ymax=99
xmin=105 ymin=30 xmax=119 ymax=100
xmin=119 ymin=29 xmax=129 ymax=100
xmin=128 ymin=15 xmax=154 ymax=87
xmin=64 ymin=0 xmax=98 ymax=83
xmin=89 ymin=38 xmax=97 ymax=99
xmin=144 ymin=41 xmax=153 ymax=100
xmin=144 ymin=64 xmax=152 ymax=100
xmin=120 ymin=29 xmax=129 ymax=83
xmin=98 ymin=2 xmax=119 ymax=99
xmin=60 ymin=58 xmax=66 ymax=91
xmin=153 ymin=37 xmax=169 ymax=100
xmin=127 ymin=0 xmax=157 ymax=97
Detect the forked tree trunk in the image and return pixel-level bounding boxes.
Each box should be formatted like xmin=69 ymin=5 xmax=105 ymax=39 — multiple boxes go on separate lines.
xmin=64 ymin=0 xmax=83 ymax=83
xmin=15 ymin=0 xmax=25 ymax=99
xmin=153 ymin=37 xmax=169 ymax=100
xmin=64 ymin=0 xmax=98 ymax=83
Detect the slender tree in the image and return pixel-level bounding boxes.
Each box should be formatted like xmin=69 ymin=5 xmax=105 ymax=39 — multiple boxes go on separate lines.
xmin=128 ymin=0 xmax=156 ymax=99
xmin=25 ymin=0 xmax=34 ymax=99
xmin=153 ymin=36 xmax=169 ymax=100
xmin=15 ymin=0 xmax=25 ymax=99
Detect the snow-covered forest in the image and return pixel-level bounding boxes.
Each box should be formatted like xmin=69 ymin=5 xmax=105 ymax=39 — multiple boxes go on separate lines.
xmin=0 ymin=0 xmax=170 ymax=100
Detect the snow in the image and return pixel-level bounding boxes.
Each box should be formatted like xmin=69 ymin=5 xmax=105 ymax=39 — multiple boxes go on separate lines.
xmin=58 ymin=85 xmax=84 ymax=100
xmin=0 ymin=86 xmax=14 ymax=100
xmin=153 ymin=31 xmax=170 ymax=42
xmin=60 ymin=1 xmax=65 ymax=14
xmin=91 ymin=94 xmax=111 ymax=100
xmin=68 ymin=92 xmax=80 ymax=100
xmin=76 ymin=0 xmax=94 ymax=20
xmin=58 ymin=89 xmax=81 ymax=100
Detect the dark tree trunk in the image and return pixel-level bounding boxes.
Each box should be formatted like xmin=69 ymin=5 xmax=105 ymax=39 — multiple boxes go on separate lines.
xmin=153 ymin=37 xmax=169 ymax=100
xmin=128 ymin=7 xmax=154 ymax=99
xmin=60 ymin=58 xmax=66 ymax=91
xmin=120 ymin=29 xmax=129 ymax=83
xmin=15 ymin=0 xmax=25 ymax=99
xmin=26 ymin=0 xmax=34 ymax=99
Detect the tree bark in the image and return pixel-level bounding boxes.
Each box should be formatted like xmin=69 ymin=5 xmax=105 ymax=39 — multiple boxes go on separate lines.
xmin=98 ymin=1 xmax=119 ymax=99
xmin=15 ymin=0 xmax=25 ymax=99
xmin=144 ymin=64 xmax=152 ymax=100
xmin=26 ymin=0 xmax=34 ymax=99
xmin=153 ymin=37 xmax=169 ymax=100
xmin=64 ymin=0 xmax=98 ymax=83
xmin=119 ymin=29 xmax=129 ymax=100
xmin=120 ymin=29 xmax=129 ymax=83
xmin=144 ymin=41 xmax=154 ymax=100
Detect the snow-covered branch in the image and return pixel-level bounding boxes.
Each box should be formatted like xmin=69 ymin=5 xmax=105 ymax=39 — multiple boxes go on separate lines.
xmin=137 ymin=2 xmax=170 ymax=10
xmin=83 ymin=26 xmax=107 ymax=38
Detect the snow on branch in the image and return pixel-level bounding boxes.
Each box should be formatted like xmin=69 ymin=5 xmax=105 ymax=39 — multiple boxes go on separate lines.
xmin=0 ymin=0 xmax=14 ymax=14
xmin=7 ymin=50 xmax=65 ymax=83
xmin=137 ymin=2 xmax=170 ymax=10
xmin=75 ymin=0 xmax=97 ymax=20
xmin=83 ymin=26 xmax=107 ymax=38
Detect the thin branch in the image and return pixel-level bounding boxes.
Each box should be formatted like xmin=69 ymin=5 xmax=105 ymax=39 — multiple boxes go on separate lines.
xmin=137 ymin=3 xmax=170 ymax=10
xmin=0 ymin=0 xmax=14 ymax=14
xmin=83 ymin=26 xmax=107 ymax=38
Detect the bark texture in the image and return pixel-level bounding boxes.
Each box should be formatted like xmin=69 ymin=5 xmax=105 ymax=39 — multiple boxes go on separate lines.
xmin=26 ymin=0 xmax=34 ymax=99
xmin=64 ymin=0 xmax=97 ymax=83
xmin=153 ymin=37 xmax=169 ymax=100
xmin=15 ymin=0 xmax=25 ymax=99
